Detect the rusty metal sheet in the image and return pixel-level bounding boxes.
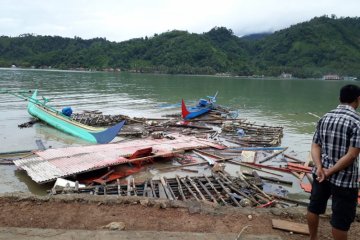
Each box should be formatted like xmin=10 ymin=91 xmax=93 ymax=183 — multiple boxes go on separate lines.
xmin=13 ymin=134 xmax=224 ymax=183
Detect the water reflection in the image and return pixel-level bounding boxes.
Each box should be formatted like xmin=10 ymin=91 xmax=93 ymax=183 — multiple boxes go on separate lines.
xmin=15 ymin=170 xmax=53 ymax=196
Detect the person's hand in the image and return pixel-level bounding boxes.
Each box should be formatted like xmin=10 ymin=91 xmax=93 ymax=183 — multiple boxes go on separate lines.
xmin=316 ymin=167 xmax=326 ymax=182
xmin=323 ymin=168 xmax=331 ymax=178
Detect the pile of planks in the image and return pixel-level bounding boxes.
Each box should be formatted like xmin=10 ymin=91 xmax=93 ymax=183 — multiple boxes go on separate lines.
xmin=71 ymin=111 xmax=143 ymax=126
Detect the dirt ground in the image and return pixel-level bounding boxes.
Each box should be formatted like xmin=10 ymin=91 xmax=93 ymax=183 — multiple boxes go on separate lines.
xmin=0 ymin=193 xmax=359 ymax=240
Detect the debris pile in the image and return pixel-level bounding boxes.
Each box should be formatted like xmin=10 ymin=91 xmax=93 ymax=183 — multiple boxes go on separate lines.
xmin=50 ymin=171 xmax=292 ymax=208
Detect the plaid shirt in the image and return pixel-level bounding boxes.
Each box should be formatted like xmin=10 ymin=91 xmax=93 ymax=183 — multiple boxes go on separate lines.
xmin=312 ymin=104 xmax=360 ymax=188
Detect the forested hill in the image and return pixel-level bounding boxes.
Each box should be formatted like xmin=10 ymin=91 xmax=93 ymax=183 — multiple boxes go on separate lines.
xmin=1 ymin=15 xmax=360 ymax=78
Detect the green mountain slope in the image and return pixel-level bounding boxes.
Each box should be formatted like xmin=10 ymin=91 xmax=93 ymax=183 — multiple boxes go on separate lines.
xmin=1 ymin=15 xmax=360 ymax=78
xmin=252 ymin=16 xmax=360 ymax=78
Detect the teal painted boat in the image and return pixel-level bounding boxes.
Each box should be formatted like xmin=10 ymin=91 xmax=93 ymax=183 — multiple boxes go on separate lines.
xmin=27 ymin=90 xmax=125 ymax=144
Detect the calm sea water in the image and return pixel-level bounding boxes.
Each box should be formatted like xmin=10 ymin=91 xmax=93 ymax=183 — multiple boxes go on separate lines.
xmin=0 ymin=68 xmax=354 ymax=195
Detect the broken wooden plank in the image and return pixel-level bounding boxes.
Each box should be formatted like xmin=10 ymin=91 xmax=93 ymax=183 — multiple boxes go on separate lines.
xmin=258 ymin=147 xmax=288 ymax=164
xmin=229 ymin=160 xmax=284 ymax=177
xmin=252 ymin=171 xmax=263 ymax=186
xmin=150 ymin=179 xmax=157 ymax=198
xmin=193 ymin=150 xmax=215 ymax=165
xmin=284 ymin=154 xmax=304 ymax=163
xmin=158 ymin=182 xmax=167 ymax=199
xmin=160 ymin=176 xmax=174 ymax=200
xmin=272 ymin=219 xmax=309 ymax=235
xmin=299 ymin=154 xmax=312 ymax=180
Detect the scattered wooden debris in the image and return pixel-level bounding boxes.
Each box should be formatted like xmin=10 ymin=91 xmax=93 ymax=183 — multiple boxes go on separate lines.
xmin=51 ymin=172 xmax=278 ymax=207
xmin=18 ymin=119 xmax=40 ymax=128
xmin=272 ymin=219 xmax=309 ymax=235
xmin=69 ymin=108 xmax=283 ymax=148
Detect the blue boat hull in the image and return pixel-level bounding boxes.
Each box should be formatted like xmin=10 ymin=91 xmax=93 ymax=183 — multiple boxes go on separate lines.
xmin=181 ymin=99 xmax=212 ymax=120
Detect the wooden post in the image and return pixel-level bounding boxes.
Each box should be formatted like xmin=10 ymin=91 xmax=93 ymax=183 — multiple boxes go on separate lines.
xmin=150 ymin=180 xmax=157 ymax=198
xmin=117 ymin=179 xmax=121 ymax=196
xmin=132 ymin=178 xmax=137 ymax=196
xmin=127 ymin=178 xmax=131 ymax=196
xmin=143 ymin=180 xmax=148 ymax=197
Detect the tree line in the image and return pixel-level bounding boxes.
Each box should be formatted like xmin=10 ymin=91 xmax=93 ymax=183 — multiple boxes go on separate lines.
xmin=1 ymin=15 xmax=360 ymax=79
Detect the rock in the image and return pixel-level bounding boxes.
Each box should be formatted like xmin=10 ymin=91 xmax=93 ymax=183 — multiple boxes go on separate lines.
xmin=160 ymin=201 xmax=167 ymax=209
xmin=140 ymin=199 xmax=149 ymax=206
xmin=270 ymin=208 xmax=284 ymax=216
xmin=103 ymin=222 xmax=126 ymax=231
xmin=189 ymin=206 xmax=201 ymax=214
xmin=212 ymin=163 xmax=225 ymax=172
xmin=240 ymin=199 xmax=251 ymax=207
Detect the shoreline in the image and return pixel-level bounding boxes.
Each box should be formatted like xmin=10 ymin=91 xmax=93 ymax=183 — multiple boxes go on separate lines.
xmin=0 ymin=193 xmax=359 ymax=240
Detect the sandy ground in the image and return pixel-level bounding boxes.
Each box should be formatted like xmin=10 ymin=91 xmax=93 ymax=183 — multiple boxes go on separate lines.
xmin=0 ymin=193 xmax=359 ymax=240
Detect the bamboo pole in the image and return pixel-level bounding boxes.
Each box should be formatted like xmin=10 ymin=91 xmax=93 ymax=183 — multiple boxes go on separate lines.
xmin=175 ymin=175 xmax=186 ymax=201
xmin=228 ymin=160 xmax=284 ymax=177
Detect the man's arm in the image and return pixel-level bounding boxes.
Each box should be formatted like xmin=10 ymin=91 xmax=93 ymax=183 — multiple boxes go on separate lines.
xmin=325 ymin=146 xmax=360 ymax=177
xmin=311 ymin=143 xmax=326 ymax=182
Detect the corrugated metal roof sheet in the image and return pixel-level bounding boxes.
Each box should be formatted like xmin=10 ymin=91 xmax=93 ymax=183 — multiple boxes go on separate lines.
xmin=14 ymin=134 xmax=223 ymax=183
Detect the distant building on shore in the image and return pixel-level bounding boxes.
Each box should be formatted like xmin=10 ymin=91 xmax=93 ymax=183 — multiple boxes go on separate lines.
xmin=323 ymin=74 xmax=342 ymax=80
xmin=343 ymin=76 xmax=357 ymax=81
xmin=279 ymin=72 xmax=292 ymax=79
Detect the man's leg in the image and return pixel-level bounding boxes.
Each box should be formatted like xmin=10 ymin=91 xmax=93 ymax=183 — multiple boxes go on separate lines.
xmin=332 ymin=227 xmax=347 ymax=240
xmin=307 ymin=211 xmax=320 ymax=240
xmin=307 ymin=175 xmax=331 ymax=239
xmin=330 ymin=185 xmax=358 ymax=240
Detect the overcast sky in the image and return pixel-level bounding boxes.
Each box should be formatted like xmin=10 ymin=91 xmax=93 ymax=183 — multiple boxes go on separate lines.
xmin=0 ymin=0 xmax=359 ymax=42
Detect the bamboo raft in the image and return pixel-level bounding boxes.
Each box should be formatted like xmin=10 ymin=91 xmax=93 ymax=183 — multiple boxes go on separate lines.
xmin=51 ymin=172 xmax=302 ymax=207
xmin=71 ymin=111 xmax=143 ymax=126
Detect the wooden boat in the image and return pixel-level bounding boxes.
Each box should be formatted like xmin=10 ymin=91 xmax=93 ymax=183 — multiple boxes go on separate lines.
xmin=181 ymin=92 xmax=218 ymax=120
xmin=27 ymin=90 xmax=125 ymax=144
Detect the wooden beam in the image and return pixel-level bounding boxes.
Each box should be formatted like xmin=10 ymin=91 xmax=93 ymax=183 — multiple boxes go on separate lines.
xmin=272 ymin=219 xmax=309 ymax=235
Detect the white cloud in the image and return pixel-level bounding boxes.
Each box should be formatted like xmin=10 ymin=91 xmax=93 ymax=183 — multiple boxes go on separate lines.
xmin=0 ymin=0 xmax=359 ymax=41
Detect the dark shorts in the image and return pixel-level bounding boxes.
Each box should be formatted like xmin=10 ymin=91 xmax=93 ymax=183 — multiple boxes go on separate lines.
xmin=307 ymin=175 xmax=358 ymax=231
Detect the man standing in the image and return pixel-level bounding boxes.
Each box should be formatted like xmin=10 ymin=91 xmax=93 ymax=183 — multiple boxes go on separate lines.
xmin=307 ymin=84 xmax=360 ymax=240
